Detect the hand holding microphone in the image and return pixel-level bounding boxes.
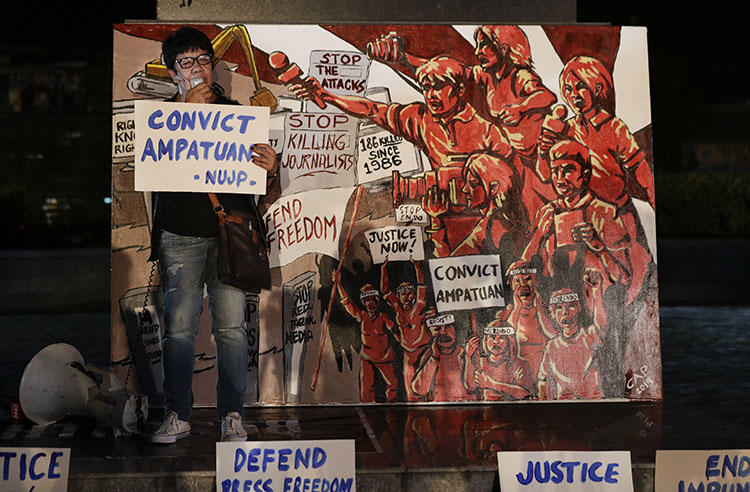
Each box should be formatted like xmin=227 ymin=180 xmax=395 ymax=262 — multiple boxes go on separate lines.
xmin=268 ymin=51 xmax=327 ymax=109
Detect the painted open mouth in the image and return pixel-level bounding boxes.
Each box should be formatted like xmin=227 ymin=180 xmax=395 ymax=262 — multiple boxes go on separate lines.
xmin=428 ymin=99 xmax=443 ymax=111
xmin=438 ymin=334 xmax=453 ymax=344
xmin=560 ymin=317 xmax=576 ymax=328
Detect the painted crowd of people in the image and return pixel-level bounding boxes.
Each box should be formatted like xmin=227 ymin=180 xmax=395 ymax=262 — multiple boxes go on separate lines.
xmin=299 ymin=26 xmax=654 ymax=403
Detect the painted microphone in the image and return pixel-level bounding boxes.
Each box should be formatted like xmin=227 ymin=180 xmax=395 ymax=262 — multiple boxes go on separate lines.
xmin=268 ymin=51 xmax=327 ymax=109
xmin=542 ymin=104 xmax=569 ymax=135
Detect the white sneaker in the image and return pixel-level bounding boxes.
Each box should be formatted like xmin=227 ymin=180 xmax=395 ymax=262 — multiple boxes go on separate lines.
xmin=151 ymin=411 xmax=190 ymax=444
xmin=221 ymin=412 xmax=247 ymax=442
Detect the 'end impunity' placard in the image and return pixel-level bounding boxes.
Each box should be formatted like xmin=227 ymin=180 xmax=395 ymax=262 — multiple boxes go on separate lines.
xmin=655 ymin=450 xmax=750 ymax=492
xmin=0 ymin=447 xmax=70 ymax=492
xmin=216 ymin=440 xmax=355 ymax=492
xmin=134 ymin=100 xmax=270 ymax=194
xmin=498 ymin=450 xmax=633 ymax=491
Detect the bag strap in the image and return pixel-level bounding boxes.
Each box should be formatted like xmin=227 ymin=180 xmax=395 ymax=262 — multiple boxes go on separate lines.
xmin=208 ymin=193 xmax=242 ymax=225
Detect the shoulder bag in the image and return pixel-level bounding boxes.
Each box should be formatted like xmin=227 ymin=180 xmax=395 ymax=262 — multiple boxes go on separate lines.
xmin=208 ymin=193 xmax=271 ymax=291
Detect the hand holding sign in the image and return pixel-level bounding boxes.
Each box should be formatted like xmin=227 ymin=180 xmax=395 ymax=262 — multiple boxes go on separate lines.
xmin=251 ymin=143 xmax=278 ymax=175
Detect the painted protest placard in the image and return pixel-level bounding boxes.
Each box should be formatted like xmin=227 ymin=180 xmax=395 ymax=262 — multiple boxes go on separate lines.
xmin=280 ymin=112 xmax=358 ymax=194
xmin=264 ymin=188 xmax=355 ymax=268
xmin=112 ymin=109 xmax=135 ymax=163
xmin=655 ymin=450 xmax=750 ymax=492
xmin=134 ymin=100 xmax=270 ymax=194
xmin=428 ymin=255 xmax=505 ymax=312
xmin=216 ymin=440 xmax=355 ymax=492
xmin=0 ymin=447 xmax=70 ymax=492
xmin=365 ymin=226 xmax=425 ymax=264
xmin=308 ymin=50 xmax=370 ymax=110
xmin=395 ymin=204 xmax=428 ymax=225
xmin=498 ymin=451 xmax=633 ymax=491
xmin=356 ymin=128 xmax=421 ymax=185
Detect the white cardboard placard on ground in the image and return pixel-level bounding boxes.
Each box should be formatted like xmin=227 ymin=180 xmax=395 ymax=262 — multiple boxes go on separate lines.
xmin=134 ymin=100 xmax=270 ymax=194
xmin=217 ymin=439 xmax=355 ymax=492
xmin=498 ymin=450 xmax=633 ymax=491
xmin=655 ymin=450 xmax=750 ymax=492
xmin=0 ymin=447 xmax=70 ymax=492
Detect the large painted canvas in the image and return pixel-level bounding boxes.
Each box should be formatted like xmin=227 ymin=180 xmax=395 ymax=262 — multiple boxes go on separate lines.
xmin=112 ymin=23 xmax=661 ymax=406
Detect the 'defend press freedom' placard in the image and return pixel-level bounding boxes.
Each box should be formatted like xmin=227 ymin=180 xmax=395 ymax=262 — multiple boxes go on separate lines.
xmin=216 ymin=440 xmax=355 ymax=492
xmin=498 ymin=451 xmax=633 ymax=492
xmin=134 ymin=100 xmax=270 ymax=194
xmin=655 ymin=450 xmax=750 ymax=492
xmin=0 ymin=448 xmax=70 ymax=492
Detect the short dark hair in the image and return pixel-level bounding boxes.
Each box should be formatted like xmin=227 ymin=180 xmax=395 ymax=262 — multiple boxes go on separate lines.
xmin=162 ymin=27 xmax=214 ymax=71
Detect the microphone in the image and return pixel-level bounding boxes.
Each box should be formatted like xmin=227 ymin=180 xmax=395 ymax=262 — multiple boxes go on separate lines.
xmin=268 ymin=51 xmax=326 ymax=109
xmin=542 ymin=104 xmax=569 ymax=134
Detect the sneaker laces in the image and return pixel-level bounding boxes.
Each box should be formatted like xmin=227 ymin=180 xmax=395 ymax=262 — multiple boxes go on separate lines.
xmin=163 ymin=412 xmax=181 ymax=433
xmin=224 ymin=413 xmax=244 ymax=434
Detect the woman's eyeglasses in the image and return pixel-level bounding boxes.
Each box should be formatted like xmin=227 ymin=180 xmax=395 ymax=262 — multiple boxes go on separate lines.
xmin=175 ymin=54 xmax=212 ymax=69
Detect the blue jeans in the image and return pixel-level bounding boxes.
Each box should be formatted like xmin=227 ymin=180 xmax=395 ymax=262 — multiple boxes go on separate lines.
xmin=158 ymin=230 xmax=248 ymax=420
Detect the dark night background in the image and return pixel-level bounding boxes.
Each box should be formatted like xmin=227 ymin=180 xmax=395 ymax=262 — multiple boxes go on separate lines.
xmin=0 ymin=1 xmax=747 ymax=250
xmin=0 ymin=0 xmax=748 ymax=455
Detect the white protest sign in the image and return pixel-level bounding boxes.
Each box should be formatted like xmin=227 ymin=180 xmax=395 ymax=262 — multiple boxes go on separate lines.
xmin=133 ymin=305 xmax=164 ymax=393
xmin=365 ymin=226 xmax=424 ymax=264
xmin=0 ymin=448 xmax=70 ymax=492
xmin=428 ymin=255 xmax=505 ymax=312
xmin=498 ymin=451 xmax=633 ymax=491
xmin=309 ymin=50 xmax=370 ymax=102
xmin=269 ymin=111 xmax=286 ymax=156
xmin=280 ymin=113 xmax=358 ymax=194
xmin=134 ymin=100 xmax=270 ymax=194
xmin=356 ymin=129 xmax=420 ymax=184
xmin=216 ymin=440 xmax=355 ymax=492
xmin=655 ymin=450 xmax=750 ymax=492
xmin=395 ymin=204 xmax=428 ymax=225
xmin=264 ymin=187 xmax=355 ymax=268
xmin=112 ymin=111 xmax=135 ymax=161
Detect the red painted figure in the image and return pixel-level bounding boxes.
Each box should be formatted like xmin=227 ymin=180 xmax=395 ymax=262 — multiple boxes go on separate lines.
xmin=537 ymin=55 xmax=654 ymax=303
xmin=332 ymin=271 xmax=398 ymax=402
xmin=497 ymin=260 xmax=555 ymax=388
xmin=380 ymin=257 xmax=431 ymax=401
xmin=537 ymin=268 xmax=607 ymax=400
xmin=422 ymin=152 xmax=526 ymax=263
xmin=463 ymin=319 xmax=533 ymax=401
xmin=522 ymin=140 xmax=632 ymax=294
xmin=367 ymin=26 xmax=557 ymax=219
xmin=290 ymin=56 xmax=514 ymax=171
xmin=411 ymin=309 xmax=477 ymax=401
